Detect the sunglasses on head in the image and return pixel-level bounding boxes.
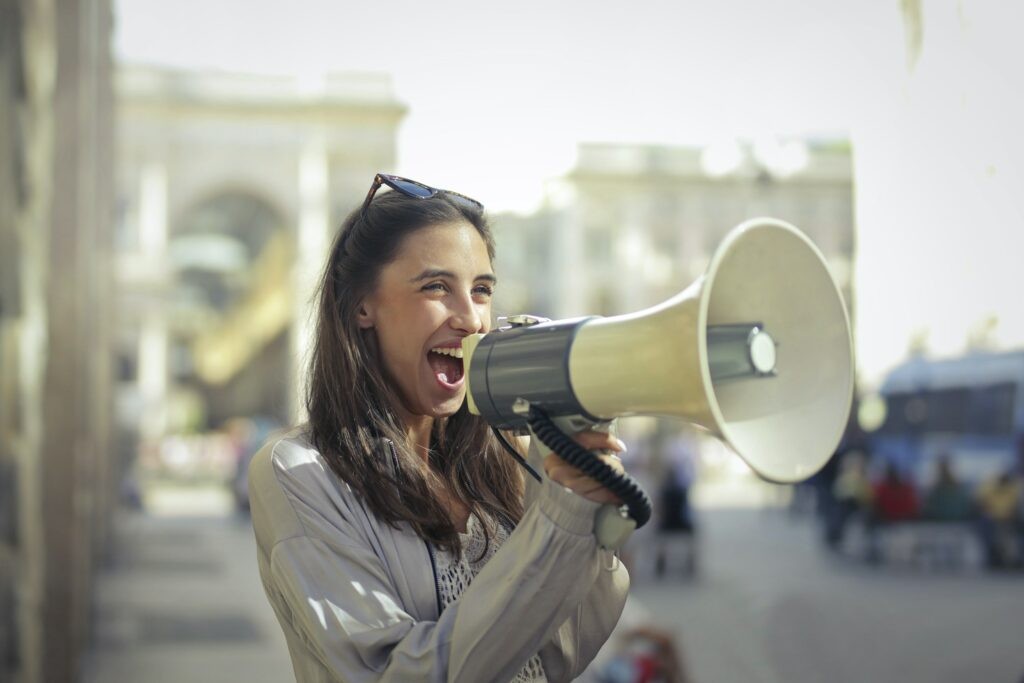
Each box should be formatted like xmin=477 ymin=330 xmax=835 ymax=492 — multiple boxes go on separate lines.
xmin=360 ymin=173 xmax=484 ymax=215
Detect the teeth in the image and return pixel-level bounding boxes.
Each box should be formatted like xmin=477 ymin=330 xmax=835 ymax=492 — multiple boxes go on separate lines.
xmin=430 ymin=347 xmax=464 ymax=359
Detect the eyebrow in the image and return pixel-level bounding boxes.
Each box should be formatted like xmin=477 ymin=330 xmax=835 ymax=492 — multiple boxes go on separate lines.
xmin=409 ymin=269 xmax=497 ymax=285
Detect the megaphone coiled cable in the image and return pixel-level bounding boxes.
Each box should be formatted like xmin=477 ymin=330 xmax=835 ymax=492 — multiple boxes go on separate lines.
xmin=525 ymin=408 xmax=653 ymax=529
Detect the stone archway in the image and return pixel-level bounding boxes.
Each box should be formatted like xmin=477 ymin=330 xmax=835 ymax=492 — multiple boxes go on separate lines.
xmin=170 ymin=191 xmax=283 ymax=311
xmin=169 ymin=191 xmax=293 ymax=429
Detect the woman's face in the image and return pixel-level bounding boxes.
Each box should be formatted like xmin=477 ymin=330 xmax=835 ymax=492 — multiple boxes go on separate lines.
xmin=359 ymin=220 xmax=494 ymax=422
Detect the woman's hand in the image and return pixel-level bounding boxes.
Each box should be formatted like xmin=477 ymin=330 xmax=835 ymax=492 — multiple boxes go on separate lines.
xmin=544 ymin=430 xmax=626 ymax=505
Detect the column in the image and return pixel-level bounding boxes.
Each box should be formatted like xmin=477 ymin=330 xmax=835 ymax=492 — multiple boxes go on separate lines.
xmin=291 ymin=132 xmax=329 ymax=422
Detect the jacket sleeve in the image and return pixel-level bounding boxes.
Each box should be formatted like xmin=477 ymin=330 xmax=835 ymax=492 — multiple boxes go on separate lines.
xmin=258 ymin=451 xmax=628 ymax=683
xmin=524 ymin=436 xmax=631 ymax=681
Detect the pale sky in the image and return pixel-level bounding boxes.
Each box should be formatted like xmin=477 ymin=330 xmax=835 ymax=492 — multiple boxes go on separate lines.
xmin=848 ymin=2 xmax=1024 ymax=385
xmin=115 ymin=1 xmax=1024 ymax=385
xmin=114 ymin=0 xmax=869 ymax=213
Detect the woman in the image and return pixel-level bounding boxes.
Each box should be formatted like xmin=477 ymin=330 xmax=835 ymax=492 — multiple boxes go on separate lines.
xmin=249 ymin=174 xmax=631 ymax=682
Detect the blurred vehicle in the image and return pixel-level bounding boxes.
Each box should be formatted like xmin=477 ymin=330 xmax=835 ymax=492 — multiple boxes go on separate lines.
xmin=867 ymin=350 xmax=1024 ymax=489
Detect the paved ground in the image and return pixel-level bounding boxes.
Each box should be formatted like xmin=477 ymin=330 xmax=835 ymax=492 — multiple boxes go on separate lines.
xmin=81 ymin=485 xmax=294 ymax=683
xmin=82 ymin=480 xmax=1024 ymax=683
xmin=621 ymin=505 xmax=1024 ymax=683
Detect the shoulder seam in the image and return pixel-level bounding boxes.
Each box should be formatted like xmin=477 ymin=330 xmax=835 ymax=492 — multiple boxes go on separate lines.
xmin=266 ymin=437 xmax=317 ymax=544
xmin=264 ymin=437 xmax=369 ymax=554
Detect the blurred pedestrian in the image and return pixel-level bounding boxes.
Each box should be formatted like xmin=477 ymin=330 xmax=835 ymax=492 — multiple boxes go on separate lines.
xmin=227 ymin=415 xmax=283 ymax=514
xmin=616 ymin=428 xmax=656 ymax=578
xmin=865 ymin=461 xmax=920 ymax=562
xmin=975 ymin=468 xmax=1023 ymax=568
xmin=825 ymin=449 xmax=872 ymax=549
xmin=872 ymin=462 xmax=920 ymax=522
xmin=921 ymin=455 xmax=972 ymax=522
xmin=654 ymin=430 xmax=698 ymax=577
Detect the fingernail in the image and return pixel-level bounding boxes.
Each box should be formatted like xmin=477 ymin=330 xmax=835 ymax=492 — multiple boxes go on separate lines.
xmin=613 ymin=437 xmax=626 ymax=452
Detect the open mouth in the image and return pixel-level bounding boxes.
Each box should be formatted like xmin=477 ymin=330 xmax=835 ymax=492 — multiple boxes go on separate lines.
xmin=427 ymin=346 xmax=464 ymax=386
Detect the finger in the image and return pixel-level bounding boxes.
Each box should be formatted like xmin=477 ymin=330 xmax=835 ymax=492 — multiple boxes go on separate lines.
xmin=553 ymin=476 xmax=620 ymax=503
xmin=571 ymin=480 xmax=608 ymax=496
xmin=550 ymin=468 xmax=624 ymax=503
xmin=582 ymin=488 xmax=623 ymax=505
xmin=544 ymin=450 xmax=627 ymax=505
xmin=547 ymin=469 xmax=603 ymax=492
xmin=548 ymin=458 xmax=622 ymax=481
xmin=544 ymin=453 xmax=575 ymax=477
xmin=544 ymin=449 xmax=625 ymax=472
xmin=546 ymin=455 xmax=625 ymax=487
xmin=571 ymin=430 xmax=627 ymax=454
xmin=544 ymin=453 xmax=577 ymax=475
xmin=596 ymin=452 xmax=625 ymax=474
xmin=551 ymin=471 xmax=602 ymax=491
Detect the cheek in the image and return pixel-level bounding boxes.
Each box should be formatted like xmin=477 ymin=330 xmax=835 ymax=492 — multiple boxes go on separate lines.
xmin=378 ymin=328 xmax=419 ymax=374
xmin=481 ymin=303 xmax=493 ymax=329
xmin=376 ymin=305 xmax=438 ymax=365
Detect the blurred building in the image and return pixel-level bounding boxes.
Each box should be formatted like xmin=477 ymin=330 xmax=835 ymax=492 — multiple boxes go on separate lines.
xmin=488 ymin=206 xmax=565 ymax=317
xmin=113 ymin=64 xmax=407 ymax=456
xmin=1 ymin=1 xmax=115 ymax=681
xmin=2 ymin=29 xmax=408 ymax=680
xmin=488 ymin=139 xmax=854 ymax=477
xmin=545 ymin=140 xmax=855 ymax=319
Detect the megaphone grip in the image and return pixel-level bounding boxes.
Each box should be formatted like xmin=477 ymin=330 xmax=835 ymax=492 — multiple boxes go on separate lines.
xmin=526 ymin=408 xmax=652 ymax=529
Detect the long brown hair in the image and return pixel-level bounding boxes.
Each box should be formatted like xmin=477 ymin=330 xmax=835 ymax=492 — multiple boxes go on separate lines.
xmin=306 ymin=189 xmax=524 ymax=554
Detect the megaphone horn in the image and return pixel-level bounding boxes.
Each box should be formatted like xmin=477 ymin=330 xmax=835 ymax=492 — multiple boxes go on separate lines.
xmin=463 ymin=218 xmax=855 ymax=485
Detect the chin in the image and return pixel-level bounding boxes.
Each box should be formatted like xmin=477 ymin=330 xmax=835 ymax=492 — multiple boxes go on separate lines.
xmin=433 ymin=402 xmax=464 ymax=419
xmin=430 ymin=395 xmax=466 ymax=419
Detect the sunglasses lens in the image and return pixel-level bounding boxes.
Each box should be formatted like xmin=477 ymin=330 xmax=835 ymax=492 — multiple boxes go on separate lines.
xmin=371 ymin=174 xmax=483 ymax=212
xmin=389 ymin=177 xmax=435 ymax=198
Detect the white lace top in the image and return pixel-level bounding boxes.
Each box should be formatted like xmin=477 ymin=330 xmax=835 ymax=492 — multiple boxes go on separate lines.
xmin=433 ymin=512 xmax=548 ymax=683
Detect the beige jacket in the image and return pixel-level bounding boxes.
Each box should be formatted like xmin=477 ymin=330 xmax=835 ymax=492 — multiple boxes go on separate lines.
xmin=249 ymin=431 xmax=630 ymax=683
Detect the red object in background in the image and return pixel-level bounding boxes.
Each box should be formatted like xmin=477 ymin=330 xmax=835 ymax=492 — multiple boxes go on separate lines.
xmin=632 ymin=654 xmax=659 ymax=682
xmin=873 ymin=479 xmax=920 ymax=521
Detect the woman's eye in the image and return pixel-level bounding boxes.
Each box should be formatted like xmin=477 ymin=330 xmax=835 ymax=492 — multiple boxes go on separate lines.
xmin=422 ymin=282 xmax=492 ymax=298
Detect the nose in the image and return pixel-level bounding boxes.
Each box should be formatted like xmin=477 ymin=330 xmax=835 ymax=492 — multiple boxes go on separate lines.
xmin=449 ymin=294 xmax=485 ymax=334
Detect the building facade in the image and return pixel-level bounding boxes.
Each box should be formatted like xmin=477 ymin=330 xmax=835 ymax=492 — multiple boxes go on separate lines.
xmin=492 ymin=140 xmax=854 ymax=324
xmin=1 ymin=36 xmax=407 ymax=680
xmin=113 ymin=65 xmax=407 ymax=453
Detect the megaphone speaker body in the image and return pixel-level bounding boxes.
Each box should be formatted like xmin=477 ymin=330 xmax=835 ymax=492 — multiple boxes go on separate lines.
xmin=465 ymin=218 xmax=854 ymax=484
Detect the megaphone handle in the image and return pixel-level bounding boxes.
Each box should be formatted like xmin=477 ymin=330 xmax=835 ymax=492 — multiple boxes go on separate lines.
xmin=595 ymin=503 xmax=638 ymax=552
xmin=550 ymin=418 xmax=638 ymax=551
xmin=528 ymin=413 xmax=644 ymax=551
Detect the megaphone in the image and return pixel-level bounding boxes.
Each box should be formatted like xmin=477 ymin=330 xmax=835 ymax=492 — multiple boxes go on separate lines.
xmin=462 ymin=217 xmax=854 ymax=488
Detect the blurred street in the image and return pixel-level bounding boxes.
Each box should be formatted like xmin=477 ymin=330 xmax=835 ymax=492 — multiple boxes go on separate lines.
xmin=627 ymin=508 xmax=1024 ymax=683
xmin=81 ymin=480 xmax=1024 ymax=683
xmin=80 ymin=485 xmax=293 ymax=683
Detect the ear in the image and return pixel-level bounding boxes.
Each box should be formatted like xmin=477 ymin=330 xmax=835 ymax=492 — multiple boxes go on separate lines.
xmin=356 ymin=301 xmax=375 ymax=329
